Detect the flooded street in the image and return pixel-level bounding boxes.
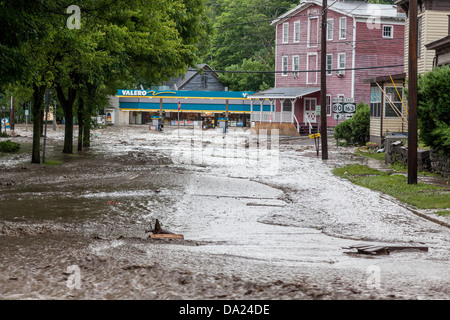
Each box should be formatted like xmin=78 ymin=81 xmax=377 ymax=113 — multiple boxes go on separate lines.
xmin=0 ymin=125 xmax=449 ymax=300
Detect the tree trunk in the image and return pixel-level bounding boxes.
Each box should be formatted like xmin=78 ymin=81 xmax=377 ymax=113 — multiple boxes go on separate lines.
xmin=55 ymin=84 xmax=77 ymax=154
xmin=31 ymin=84 xmax=45 ymax=164
xmin=40 ymin=106 xmax=44 ymax=137
xmin=77 ymin=95 xmax=84 ymax=152
xmin=83 ymin=112 xmax=91 ymax=148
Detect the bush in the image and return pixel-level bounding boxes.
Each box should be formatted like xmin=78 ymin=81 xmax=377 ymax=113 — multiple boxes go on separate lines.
xmin=334 ymin=102 xmax=370 ymax=146
xmin=334 ymin=119 xmax=353 ymax=143
xmin=351 ymin=103 xmax=370 ymax=145
xmin=418 ymin=66 xmax=450 ymax=155
xmin=0 ymin=140 xmax=21 ymax=153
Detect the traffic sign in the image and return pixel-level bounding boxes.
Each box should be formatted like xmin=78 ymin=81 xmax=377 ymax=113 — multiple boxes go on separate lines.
xmin=316 ymin=105 xmax=321 ymax=116
xmin=309 ymin=133 xmax=321 ymax=139
xmin=333 ymin=113 xmax=345 ymax=120
xmin=332 ymin=103 xmax=343 ymax=113
xmin=343 ymin=103 xmax=356 ymax=113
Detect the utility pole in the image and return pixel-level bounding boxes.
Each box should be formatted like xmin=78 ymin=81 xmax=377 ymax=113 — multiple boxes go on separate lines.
xmin=10 ymin=95 xmax=15 ymax=132
xmin=320 ymin=0 xmax=328 ymax=160
xmin=408 ymin=0 xmax=418 ymax=184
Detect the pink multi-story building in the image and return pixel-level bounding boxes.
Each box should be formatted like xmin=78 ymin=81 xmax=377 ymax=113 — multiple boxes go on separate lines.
xmin=249 ymin=0 xmax=406 ymax=135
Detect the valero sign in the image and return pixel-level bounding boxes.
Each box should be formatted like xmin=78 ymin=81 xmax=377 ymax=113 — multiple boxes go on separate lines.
xmin=118 ymin=90 xmax=176 ymax=97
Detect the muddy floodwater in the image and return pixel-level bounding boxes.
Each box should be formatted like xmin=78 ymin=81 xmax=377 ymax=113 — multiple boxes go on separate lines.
xmin=0 ymin=125 xmax=449 ymax=300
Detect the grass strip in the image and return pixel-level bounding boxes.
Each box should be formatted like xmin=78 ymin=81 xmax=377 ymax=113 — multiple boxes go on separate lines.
xmin=332 ymin=164 xmax=450 ymax=210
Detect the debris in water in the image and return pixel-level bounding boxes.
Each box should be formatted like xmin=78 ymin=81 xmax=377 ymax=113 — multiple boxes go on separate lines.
xmin=145 ymin=219 xmax=184 ymax=240
xmin=343 ymin=243 xmax=429 ymax=255
xmin=106 ymin=201 xmax=119 ymax=205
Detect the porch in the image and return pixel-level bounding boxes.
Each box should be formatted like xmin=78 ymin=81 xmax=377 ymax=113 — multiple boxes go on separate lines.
xmin=248 ymin=87 xmax=321 ymax=135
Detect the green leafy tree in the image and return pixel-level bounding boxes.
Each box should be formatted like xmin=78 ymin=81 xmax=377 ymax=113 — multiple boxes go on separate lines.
xmin=0 ymin=1 xmax=47 ymax=85
xmin=218 ymin=59 xmax=272 ymax=91
xmin=7 ymin=0 xmax=212 ymax=157
xmin=207 ymin=0 xmax=297 ymax=91
xmin=418 ymin=66 xmax=450 ymax=155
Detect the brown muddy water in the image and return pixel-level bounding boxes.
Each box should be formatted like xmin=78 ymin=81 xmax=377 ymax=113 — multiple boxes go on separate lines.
xmin=0 ymin=125 xmax=449 ymax=300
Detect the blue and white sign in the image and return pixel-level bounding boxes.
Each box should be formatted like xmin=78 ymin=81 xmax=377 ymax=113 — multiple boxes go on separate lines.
xmin=1 ymin=117 xmax=10 ymax=129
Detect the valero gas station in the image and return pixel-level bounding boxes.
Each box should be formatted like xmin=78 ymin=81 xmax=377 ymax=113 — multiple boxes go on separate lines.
xmin=109 ymin=89 xmax=272 ymax=129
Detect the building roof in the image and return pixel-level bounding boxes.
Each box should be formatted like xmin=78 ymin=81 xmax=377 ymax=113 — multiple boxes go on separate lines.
xmin=363 ymin=73 xmax=406 ymax=84
xmin=248 ymin=87 xmax=320 ymax=99
xmin=166 ymin=64 xmax=219 ymax=90
xmin=272 ymin=0 xmax=405 ymax=25
xmin=425 ymin=35 xmax=450 ymax=51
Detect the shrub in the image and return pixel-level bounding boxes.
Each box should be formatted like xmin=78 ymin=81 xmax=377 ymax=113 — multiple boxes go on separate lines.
xmin=334 ymin=119 xmax=353 ymax=143
xmin=351 ymin=102 xmax=370 ymax=145
xmin=334 ymin=102 xmax=370 ymax=146
xmin=418 ymin=65 xmax=450 ymax=155
xmin=0 ymin=140 xmax=21 ymax=152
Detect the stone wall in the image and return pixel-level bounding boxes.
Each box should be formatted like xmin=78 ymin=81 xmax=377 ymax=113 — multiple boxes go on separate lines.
xmin=384 ymin=137 xmax=450 ymax=178
xmin=430 ymin=149 xmax=450 ymax=178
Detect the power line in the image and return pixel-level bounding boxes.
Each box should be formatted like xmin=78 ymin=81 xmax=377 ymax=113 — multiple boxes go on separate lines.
xmin=188 ymin=64 xmax=404 ymax=74
xmin=210 ymin=37 xmax=404 ymax=47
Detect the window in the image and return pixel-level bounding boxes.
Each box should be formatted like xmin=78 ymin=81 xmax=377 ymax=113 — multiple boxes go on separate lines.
xmin=326 ymin=19 xmax=333 ymax=41
xmin=339 ymin=17 xmax=346 ymax=39
xmin=308 ymin=17 xmax=319 ymax=47
xmin=283 ymin=100 xmax=292 ymax=112
xmin=307 ymin=53 xmax=318 ymax=84
xmin=292 ymin=55 xmax=299 ymax=77
xmin=384 ymin=87 xmax=404 ymax=117
xmin=382 ymin=25 xmax=393 ymax=38
xmin=370 ymin=86 xmax=382 ymax=117
xmin=337 ymin=53 xmax=345 ymax=75
xmin=282 ymin=23 xmax=289 ymax=43
xmin=294 ymin=21 xmax=300 ymax=43
xmin=326 ymin=54 xmax=332 ymax=75
xmin=326 ymin=95 xmax=332 ymax=116
xmin=282 ymin=56 xmax=288 ymax=76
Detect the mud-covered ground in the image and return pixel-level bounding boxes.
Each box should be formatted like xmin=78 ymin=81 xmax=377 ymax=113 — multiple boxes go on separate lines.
xmin=0 ymin=124 xmax=449 ymax=300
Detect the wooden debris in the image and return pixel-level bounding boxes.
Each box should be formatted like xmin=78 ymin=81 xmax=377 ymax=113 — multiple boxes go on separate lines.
xmin=150 ymin=234 xmax=184 ymax=240
xmin=146 ymin=219 xmax=184 ymax=240
xmin=343 ymin=243 xmax=429 ymax=255
xmin=387 ymin=246 xmax=428 ymax=253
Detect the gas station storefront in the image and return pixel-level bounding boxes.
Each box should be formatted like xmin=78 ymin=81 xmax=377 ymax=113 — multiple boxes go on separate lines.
xmin=115 ymin=89 xmax=268 ymax=129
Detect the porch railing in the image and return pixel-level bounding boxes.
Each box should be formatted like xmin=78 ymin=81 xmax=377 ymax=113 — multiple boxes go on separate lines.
xmin=250 ymin=111 xmax=292 ymax=123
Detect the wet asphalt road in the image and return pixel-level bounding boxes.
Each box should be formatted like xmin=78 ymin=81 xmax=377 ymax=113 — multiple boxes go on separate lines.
xmin=0 ymin=125 xmax=449 ymax=300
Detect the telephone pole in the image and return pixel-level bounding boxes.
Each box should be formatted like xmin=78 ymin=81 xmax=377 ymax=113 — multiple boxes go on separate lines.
xmin=408 ymin=0 xmax=418 ymax=184
xmin=320 ymin=0 xmax=328 ymax=160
